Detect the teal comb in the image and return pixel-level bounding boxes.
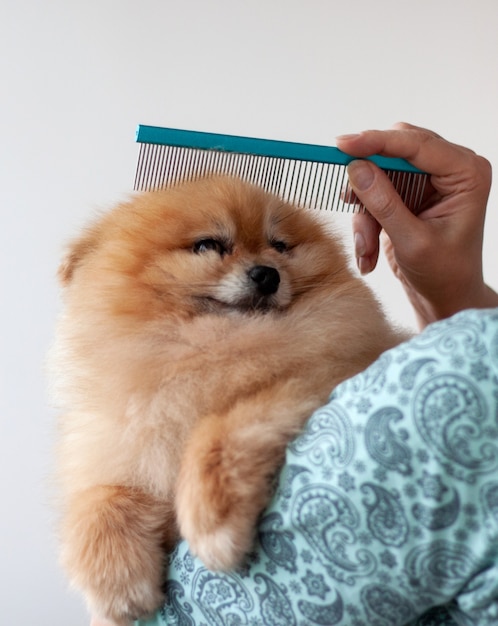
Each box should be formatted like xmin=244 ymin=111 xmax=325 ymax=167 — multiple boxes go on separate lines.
xmin=134 ymin=125 xmax=428 ymax=213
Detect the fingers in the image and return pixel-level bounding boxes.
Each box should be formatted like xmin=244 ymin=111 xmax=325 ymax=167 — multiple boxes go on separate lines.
xmin=335 ymin=122 xmax=495 ymax=323
xmin=352 ymin=210 xmax=381 ymax=274
xmin=346 ymin=160 xmax=423 ymax=252
xmin=336 ymin=124 xmax=477 ymax=178
xmin=339 ymin=123 xmax=488 ymax=274
xmin=390 ymin=121 xmax=443 ymax=138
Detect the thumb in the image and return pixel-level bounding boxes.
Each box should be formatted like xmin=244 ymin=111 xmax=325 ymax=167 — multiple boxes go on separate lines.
xmin=347 ymin=160 xmax=421 ymax=246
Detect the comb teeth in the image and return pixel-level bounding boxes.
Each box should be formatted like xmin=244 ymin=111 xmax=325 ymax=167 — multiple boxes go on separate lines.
xmin=134 ymin=125 xmax=429 ymax=213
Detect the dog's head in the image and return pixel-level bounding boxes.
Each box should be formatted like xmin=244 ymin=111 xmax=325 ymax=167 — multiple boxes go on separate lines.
xmin=59 ymin=176 xmax=350 ymax=321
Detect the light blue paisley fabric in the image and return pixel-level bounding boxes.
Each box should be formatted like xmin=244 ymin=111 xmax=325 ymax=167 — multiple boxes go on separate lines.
xmin=137 ymin=308 xmax=498 ymax=626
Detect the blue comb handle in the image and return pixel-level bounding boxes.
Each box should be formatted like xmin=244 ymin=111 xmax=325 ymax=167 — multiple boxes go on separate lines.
xmin=136 ymin=125 xmax=425 ymax=174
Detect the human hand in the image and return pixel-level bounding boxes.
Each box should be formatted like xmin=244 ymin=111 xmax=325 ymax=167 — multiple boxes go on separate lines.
xmin=336 ymin=122 xmax=497 ymax=328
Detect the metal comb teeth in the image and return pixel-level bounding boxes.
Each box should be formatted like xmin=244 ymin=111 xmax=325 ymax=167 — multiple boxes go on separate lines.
xmin=134 ymin=125 xmax=429 ymax=214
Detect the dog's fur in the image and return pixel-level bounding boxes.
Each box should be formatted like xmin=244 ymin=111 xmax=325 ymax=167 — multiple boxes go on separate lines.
xmin=50 ymin=176 xmax=403 ymax=624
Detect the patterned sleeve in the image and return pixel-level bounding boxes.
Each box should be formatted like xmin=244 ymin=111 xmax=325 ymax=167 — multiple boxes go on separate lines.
xmin=136 ymin=308 xmax=498 ymax=626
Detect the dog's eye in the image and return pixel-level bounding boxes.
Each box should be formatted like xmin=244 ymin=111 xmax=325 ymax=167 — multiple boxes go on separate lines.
xmin=193 ymin=238 xmax=227 ymax=256
xmin=270 ymin=239 xmax=289 ymax=254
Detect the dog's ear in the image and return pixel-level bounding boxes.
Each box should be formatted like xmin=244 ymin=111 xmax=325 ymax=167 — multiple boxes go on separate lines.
xmin=58 ymin=227 xmax=100 ymax=286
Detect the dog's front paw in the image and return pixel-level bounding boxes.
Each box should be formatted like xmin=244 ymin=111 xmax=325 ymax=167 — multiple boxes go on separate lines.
xmin=176 ymin=468 xmax=258 ymax=571
xmin=177 ymin=498 xmax=251 ymax=572
xmin=176 ymin=418 xmax=281 ymax=571
xmin=62 ymin=486 xmax=170 ymax=623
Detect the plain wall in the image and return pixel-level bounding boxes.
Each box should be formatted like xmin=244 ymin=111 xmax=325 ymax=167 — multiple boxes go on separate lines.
xmin=2 ymin=1 xmax=498 ymax=623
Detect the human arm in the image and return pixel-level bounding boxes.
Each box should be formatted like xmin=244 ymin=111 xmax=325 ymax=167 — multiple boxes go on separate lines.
xmin=136 ymin=309 xmax=498 ymax=626
xmin=336 ymin=123 xmax=498 ymax=328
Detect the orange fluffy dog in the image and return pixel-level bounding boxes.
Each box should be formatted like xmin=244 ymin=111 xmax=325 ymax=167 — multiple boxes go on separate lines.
xmin=50 ymin=176 xmax=402 ymax=624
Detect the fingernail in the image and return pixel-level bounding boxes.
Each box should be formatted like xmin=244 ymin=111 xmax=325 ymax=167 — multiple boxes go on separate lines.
xmin=357 ymin=255 xmax=372 ymax=275
xmin=354 ymin=231 xmax=366 ymax=257
xmin=336 ymin=133 xmax=360 ymax=141
xmin=354 ymin=232 xmax=372 ymax=275
xmin=347 ymin=160 xmax=374 ymax=191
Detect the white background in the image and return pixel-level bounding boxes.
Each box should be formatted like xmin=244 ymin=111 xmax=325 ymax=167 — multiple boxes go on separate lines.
xmin=2 ymin=1 xmax=498 ymax=623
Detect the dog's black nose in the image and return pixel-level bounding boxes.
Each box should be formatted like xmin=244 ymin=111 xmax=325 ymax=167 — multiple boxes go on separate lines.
xmin=248 ymin=265 xmax=280 ymax=295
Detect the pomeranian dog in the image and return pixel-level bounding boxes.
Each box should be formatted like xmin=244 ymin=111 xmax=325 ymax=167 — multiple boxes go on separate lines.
xmin=50 ymin=176 xmax=403 ymax=624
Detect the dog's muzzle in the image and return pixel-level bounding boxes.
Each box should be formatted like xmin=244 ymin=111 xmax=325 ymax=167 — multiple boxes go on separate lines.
xmin=206 ymin=264 xmax=285 ymax=313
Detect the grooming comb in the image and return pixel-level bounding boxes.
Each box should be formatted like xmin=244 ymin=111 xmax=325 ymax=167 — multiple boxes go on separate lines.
xmin=134 ymin=125 xmax=428 ymax=213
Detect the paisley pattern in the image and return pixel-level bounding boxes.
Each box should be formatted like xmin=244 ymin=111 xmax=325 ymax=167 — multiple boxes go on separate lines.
xmin=411 ymin=488 xmax=460 ymax=530
xmin=414 ymin=373 xmax=498 ymax=482
xmin=361 ymin=584 xmax=415 ymax=624
xmin=404 ymin=540 xmax=479 ymax=595
xmin=361 ymin=483 xmax=409 ymax=546
xmin=258 ymin=512 xmax=298 ymax=573
xmin=292 ymin=403 xmax=355 ymax=470
xmin=136 ymin=309 xmax=498 ymax=626
xmin=364 ymin=407 xmax=413 ymax=475
xmin=290 ymin=484 xmax=376 ymax=585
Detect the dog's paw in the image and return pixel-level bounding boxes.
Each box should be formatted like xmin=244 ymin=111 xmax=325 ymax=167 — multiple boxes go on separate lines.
xmin=84 ymin=567 xmax=165 ymax=624
xmin=61 ymin=486 xmax=169 ymax=622
xmin=88 ymin=583 xmax=164 ymax=626
xmin=176 ymin=492 xmax=258 ymax=572
xmin=176 ymin=419 xmax=279 ymax=571
xmin=178 ymin=501 xmax=254 ymax=571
